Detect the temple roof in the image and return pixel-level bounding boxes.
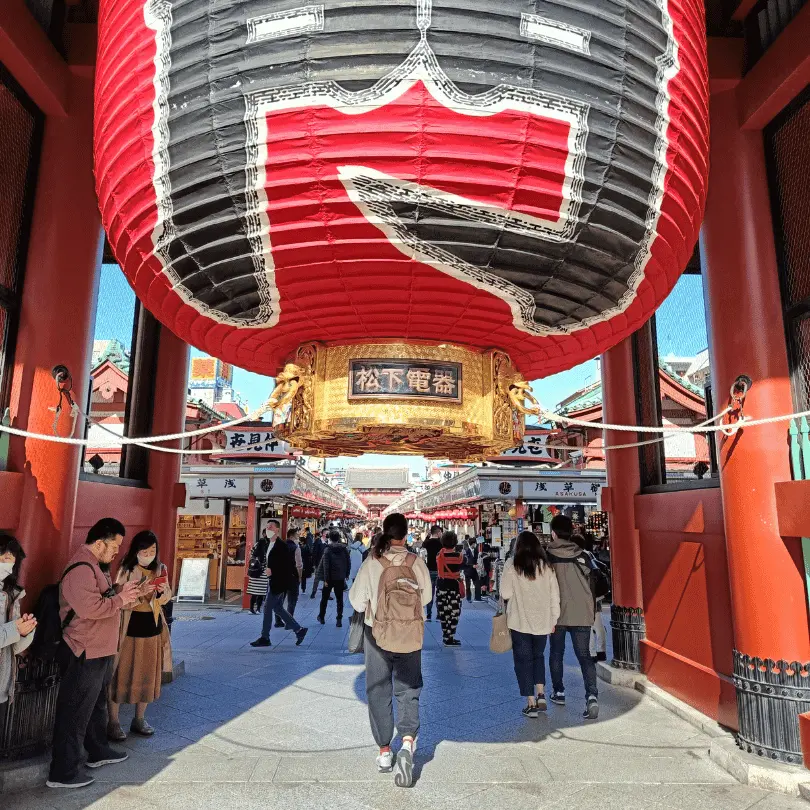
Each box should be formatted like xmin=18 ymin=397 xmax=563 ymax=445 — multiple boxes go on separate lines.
xmin=91 ymin=339 xmax=131 ymax=374
xmin=346 ymin=467 xmax=411 ymax=490
xmin=557 ymin=360 xmax=706 ymax=417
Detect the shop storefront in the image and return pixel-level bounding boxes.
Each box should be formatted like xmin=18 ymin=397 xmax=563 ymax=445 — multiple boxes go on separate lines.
xmin=177 ymin=464 xmax=351 ymax=604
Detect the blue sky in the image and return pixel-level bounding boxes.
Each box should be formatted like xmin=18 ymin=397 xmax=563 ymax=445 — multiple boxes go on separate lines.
xmin=654 ymin=273 xmax=707 ymax=357
xmin=96 ymin=267 xmax=706 ymax=474
xmin=94 ymin=264 xmax=137 ymax=348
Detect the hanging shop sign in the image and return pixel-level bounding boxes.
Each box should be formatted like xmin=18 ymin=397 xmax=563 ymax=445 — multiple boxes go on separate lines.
xmin=219 ymin=429 xmax=295 ymax=458
xmin=424 ymin=507 xmax=479 ymax=522
xmin=348 ymin=360 xmax=462 ymax=403
xmin=494 ymin=433 xmax=556 ymax=462
xmin=186 ymin=475 xmax=250 ymax=499
xmin=290 ymin=506 xmax=322 ymax=518
xmin=479 ymin=476 xmax=604 ymax=503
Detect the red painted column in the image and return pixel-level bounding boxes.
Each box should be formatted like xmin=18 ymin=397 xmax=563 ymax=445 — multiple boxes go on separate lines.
xmin=602 ymin=338 xmax=644 ymax=611
xmin=148 ymin=324 xmax=189 ymax=581
xmin=702 ymin=90 xmax=810 ymax=661
xmin=9 ymin=65 xmax=101 ymax=597
xmin=601 ymin=337 xmax=645 ymax=670
xmin=241 ymin=493 xmax=257 ymax=609
xmin=702 ymin=89 xmax=810 ymax=761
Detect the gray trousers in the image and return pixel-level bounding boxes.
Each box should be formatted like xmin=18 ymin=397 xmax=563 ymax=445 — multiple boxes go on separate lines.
xmin=364 ymin=626 xmax=422 ymax=747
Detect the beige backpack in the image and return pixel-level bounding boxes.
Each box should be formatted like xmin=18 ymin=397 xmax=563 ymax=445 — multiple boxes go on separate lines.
xmin=372 ymin=553 xmax=424 ymax=653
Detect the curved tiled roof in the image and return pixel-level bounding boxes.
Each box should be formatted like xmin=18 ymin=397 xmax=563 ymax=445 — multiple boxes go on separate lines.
xmin=556 ymin=360 xmax=705 ymax=416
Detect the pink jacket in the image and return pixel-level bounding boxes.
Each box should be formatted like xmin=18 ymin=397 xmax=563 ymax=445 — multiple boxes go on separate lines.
xmin=60 ymin=546 xmax=125 ymax=659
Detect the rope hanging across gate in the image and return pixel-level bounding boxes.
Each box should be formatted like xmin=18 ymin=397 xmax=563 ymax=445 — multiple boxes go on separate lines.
xmin=0 ymin=366 xmax=801 ymax=456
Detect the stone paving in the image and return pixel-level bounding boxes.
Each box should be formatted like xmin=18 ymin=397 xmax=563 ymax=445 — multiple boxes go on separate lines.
xmin=11 ymin=596 xmax=808 ymax=810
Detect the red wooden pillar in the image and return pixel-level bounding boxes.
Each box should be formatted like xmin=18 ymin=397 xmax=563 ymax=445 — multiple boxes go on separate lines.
xmin=147 ymin=324 xmax=189 ymax=582
xmin=9 ymin=65 xmax=101 ymax=596
xmin=702 ymin=89 xmax=810 ymax=763
xmin=241 ymin=493 xmax=257 ymax=609
xmin=601 ymin=337 xmax=645 ymax=669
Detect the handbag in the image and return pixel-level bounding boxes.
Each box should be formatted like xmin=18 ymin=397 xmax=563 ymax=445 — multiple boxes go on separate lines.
xmin=489 ymin=601 xmax=512 ymax=654
xmin=348 ymin=609 xmax=365 ymax=654
xmin=247 ymin=556 xmax=262 ymax=578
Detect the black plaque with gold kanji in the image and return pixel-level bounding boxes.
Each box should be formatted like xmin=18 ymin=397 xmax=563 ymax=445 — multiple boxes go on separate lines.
xmin=348 ymin=360 xmax=462 ymax=403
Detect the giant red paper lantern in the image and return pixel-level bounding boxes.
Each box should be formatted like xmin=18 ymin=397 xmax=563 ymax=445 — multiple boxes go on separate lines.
xmin=95 ymin=0 xmax=707 ymax=380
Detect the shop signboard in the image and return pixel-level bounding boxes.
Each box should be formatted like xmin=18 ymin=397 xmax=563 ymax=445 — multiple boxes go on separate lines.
xmin=501 ymin=519 xmax=518 ymax=547
xmin=479 ymin=476 xmax=604 ymax=503
xmin=218 ymin=429 xmax=295 ymax=458
xmin=186 ymin=475 xmax=250 ymax=498
xmin=492 ymin=433 xmax=555 ymax=462
xmin=176 ymin=558 xmax=210 ymax=602
xmin=490 ymin=526 xmax=503 ymax=547
xmin=525 ymin=480 xmax=603 ymax=502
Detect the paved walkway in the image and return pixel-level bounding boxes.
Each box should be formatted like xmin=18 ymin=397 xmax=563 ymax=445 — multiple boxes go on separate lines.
xmin=13 ymin=596 xmax=807 ymax=810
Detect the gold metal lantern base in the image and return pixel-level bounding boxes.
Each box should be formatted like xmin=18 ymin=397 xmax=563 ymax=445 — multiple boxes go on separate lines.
xmin=273 ymin=342 xmax=525 ymax=462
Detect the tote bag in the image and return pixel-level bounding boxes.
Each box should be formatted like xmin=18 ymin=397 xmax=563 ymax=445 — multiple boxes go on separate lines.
xmin=490 ymin=605 xmax=512 ymax=654
xmin=348 ymin=610 xmax=365 ymax=654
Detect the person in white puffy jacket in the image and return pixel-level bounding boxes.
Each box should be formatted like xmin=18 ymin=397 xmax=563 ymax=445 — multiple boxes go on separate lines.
xmin=500 ymin=531 xmax=560 ymax=719
xmin=0 ymin=535 xmax=36 ymax=706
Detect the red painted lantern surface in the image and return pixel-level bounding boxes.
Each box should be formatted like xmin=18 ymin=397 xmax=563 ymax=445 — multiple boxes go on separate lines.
xmin=95 ymin=0 xmax=707 ymax=379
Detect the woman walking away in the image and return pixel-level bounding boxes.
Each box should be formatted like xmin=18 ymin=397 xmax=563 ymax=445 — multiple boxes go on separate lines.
xmin=436 ymin=532 xmax=465 ymax=646
xmin=108 ymin=531 xmax=173 ymax=740
xmin=349 ymin=514 xmax=431 ymax=788
xmin=247 ymin=531 xmax=271 ymax=614
xmin=0 ymin=535 xmax=36 ymax=707
xmin=501 ymin=531 xmax=560 ymax=718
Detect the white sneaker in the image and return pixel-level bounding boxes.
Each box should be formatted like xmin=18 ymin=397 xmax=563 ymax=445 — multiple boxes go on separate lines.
xmin=376 ymin=750 xmax=395 ymax=773
xmin=394 ymin=740 xmax=416 ymax=788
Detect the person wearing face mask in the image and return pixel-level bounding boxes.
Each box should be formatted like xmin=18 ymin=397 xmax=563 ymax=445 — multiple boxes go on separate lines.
xmin=48 ymin=518 xmax=150 ymax=790
xmin=107 ymin=531 xmax=173 ymax=741
xmin=251 ymin=520 xmax=309 ymax=648
xmin=0 ymin=535 xmax=37 ymax=709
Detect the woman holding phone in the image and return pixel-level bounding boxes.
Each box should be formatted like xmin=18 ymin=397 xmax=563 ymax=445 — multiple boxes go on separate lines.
xmin=107 ymin=531 xmax=173 ymax=741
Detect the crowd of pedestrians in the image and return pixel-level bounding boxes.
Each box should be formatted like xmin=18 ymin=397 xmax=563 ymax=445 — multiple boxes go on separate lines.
xmin=0 ymin=509 xmax=609 ymax=793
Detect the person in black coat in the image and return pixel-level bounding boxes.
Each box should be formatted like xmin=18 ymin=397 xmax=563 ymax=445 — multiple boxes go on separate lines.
xmin=299 ymin=536 xmax=314 ymax=594
xmin=309 ymin=529 xmax=328 ymax=599
xmin=317 ymin=531 xmax=351 ymax=627
xmin=250 ymin=521 xmax=308 ymax=648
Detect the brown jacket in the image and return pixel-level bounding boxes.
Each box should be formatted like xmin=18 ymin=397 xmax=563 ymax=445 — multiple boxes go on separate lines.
xmin=115 ymin=565 xmax=174 ymax=675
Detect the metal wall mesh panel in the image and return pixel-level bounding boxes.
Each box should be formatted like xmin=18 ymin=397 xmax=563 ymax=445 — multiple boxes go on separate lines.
xmin=0 ymin=69 xmax=39 ymax=409
xmin=770 ymin=98 xmax=810 ymax=307
xmin=0 ymin=78 xmax=35 ymax=292
xmin=790 ymin=315 xmax=810 ymax=408
xmin=768 ymin=92 xmax=810 ymax=409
